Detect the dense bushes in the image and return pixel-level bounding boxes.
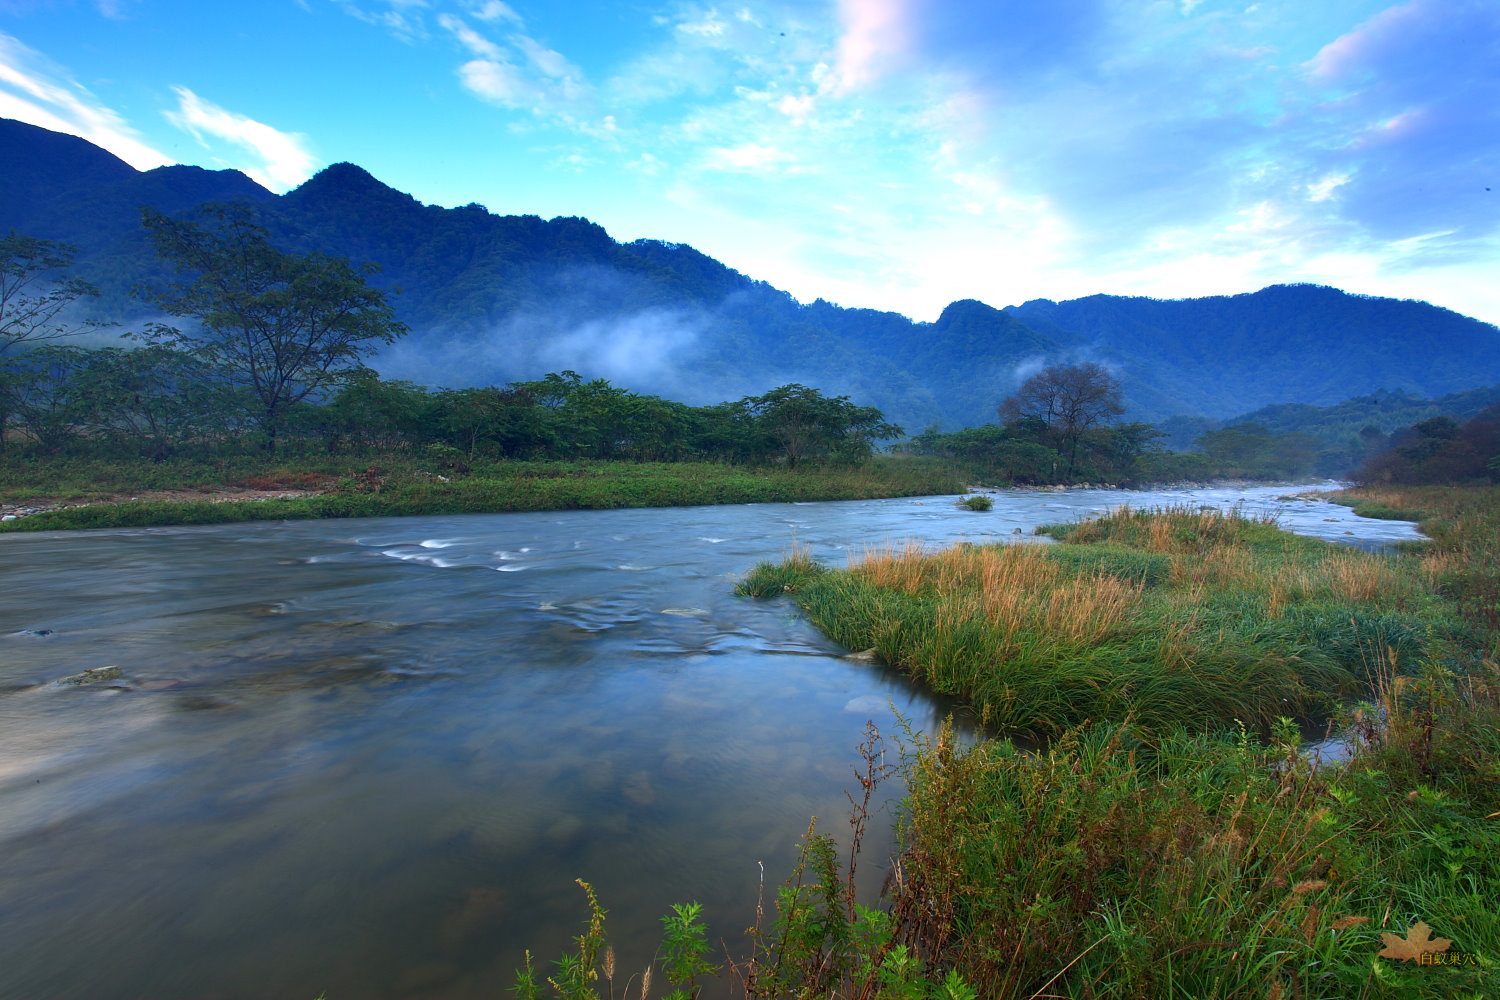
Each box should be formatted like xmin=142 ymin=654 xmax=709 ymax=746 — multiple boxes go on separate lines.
xmin=1353 ymin=405 xmax=1500 ymax=485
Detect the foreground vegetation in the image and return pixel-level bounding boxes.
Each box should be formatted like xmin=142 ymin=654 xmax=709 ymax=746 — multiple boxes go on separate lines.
xmin=522 ymin=491 xmax=1497 ymax=1000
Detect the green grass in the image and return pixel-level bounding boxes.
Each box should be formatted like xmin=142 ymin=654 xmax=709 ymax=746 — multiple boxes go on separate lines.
xmin=1329 ymin=496 xmax=1430 ymax=522
xmin=742 ymin=507 xmax=1473 ymax=736
xmin=1335 ymin=485 xmax=1500 ymax=641
xmin=885 ymin=694 xmax=1499 ymax=999
xmin=727 ymin=498 xmax=1499 ymax=998
xmin=0 ymin=454 xmax=967 ymax=531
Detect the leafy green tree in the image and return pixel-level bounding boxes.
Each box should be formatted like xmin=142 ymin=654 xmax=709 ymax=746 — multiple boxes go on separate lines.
xmin=76 ymin=345 xmax=235 ymax=456
xmin=1195 ymin=423 xmax=1273 ymax=473
xmin=1 ymin=345 xmax=97 ymax=451
xmin=435 ymin=385 xmax=511 ymax=460
xmin=689 ymin=399 xmax=760 ymax=463
xmin=140 ymin=203 xmax=408 ymax=449
xmin=742 ymin=384 xmax=902 ymax=465
xmin=1089 ymin=421 xmax=1166 ymax=482
xmin=325 ymin=370 xmax=434 ymax=449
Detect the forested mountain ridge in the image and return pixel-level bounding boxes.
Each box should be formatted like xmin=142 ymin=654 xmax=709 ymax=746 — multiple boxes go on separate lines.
xmin=1009 ymin=287 xmax=1500 ymax=420
xmin=5 ymin=116 xmax=1499 ymax=433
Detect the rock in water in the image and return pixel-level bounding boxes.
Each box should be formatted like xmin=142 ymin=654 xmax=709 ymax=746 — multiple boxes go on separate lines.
xmin=54 ymin=666 xmax=123 ymax=686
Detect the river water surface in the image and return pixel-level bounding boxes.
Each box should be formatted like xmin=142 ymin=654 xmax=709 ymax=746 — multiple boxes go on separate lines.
xmin=0 ymin=486 xmax=1421 ymax=999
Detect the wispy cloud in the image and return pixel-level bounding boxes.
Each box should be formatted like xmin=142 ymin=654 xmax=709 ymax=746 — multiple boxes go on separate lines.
xmin=463 ymin=0 xmax=520 ymax=24
xmin=95 ymin=0 xmax=140 ymax=18
xmin=823 ymin=0 xmax=910 ymax=96
xmin=701 ymin=142 xmax=796 ymax=172
xmin=0 ymin=31 xmax=170 ymax=170
xmin=329 ymin=0 xmax=432 ymax=42
xmin=430 ymin=8 xmax=592 ymax=117
xmin=164 ymin=87 xmax=320 ymax=191
xmin=439 ymin=12 xmax=503 ymax=58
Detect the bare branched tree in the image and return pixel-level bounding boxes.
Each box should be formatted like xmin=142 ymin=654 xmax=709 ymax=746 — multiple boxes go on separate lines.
xmin=0 ymin=231 xmax=99 ymax=356
xmin=998 ymin=362 xmax=1124 ymax=477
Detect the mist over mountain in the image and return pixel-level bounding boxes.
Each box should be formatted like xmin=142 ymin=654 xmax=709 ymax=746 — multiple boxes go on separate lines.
xmin=5 ymin=117 xmax=1499 ymax=434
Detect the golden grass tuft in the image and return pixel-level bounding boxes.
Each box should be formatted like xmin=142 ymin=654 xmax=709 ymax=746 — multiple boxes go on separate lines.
xmin=849 ymin=540 xmax=1142 ymax=648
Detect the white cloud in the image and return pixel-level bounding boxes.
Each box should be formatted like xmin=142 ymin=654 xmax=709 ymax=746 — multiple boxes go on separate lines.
xmin=677 ymin=12 xmax=728 ymax=38
xmin=164 ymin=87 xmax=319 ymax=191
xmin=702 ymin=142 xmax=795 ymax=171
xmin=823 ymin=0 xmax=911 ymax=96
xmin=446 ymin=20 xmax=590 ymax=117
xmin=1306 ymin=173 xmax=1350 ymax=202
xmin=510 ymin=33 xmax=575 ymax=81
xmin=438 ymin=13 xmax=504 ymax=58
xmin=329 ymin=0 xmax=431 ymax=41
xmin=457 ymin=57 xmax=540 ymax=107
xmin=464 ymin=0 xmax=521 ymax=24
xmin=774 ymin=93 xmax=815 ymax=123
xmin=0 ymin=32 xmax=170 ymax=170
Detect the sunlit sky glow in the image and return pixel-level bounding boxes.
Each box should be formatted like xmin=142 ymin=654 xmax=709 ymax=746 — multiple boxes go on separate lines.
xmin=2 ymin=0 xmax=1497 ymax=324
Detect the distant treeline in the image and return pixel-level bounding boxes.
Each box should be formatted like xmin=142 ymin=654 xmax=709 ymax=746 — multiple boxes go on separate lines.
xmin=1157 ymin=382 xmax=1500 ymax=474
xmin=0 ymin=346 xmax=902 ymax=467
xmin=4 ymin=340 xmax=1396 ymax=485
xmin=898 ymin=421 xmax=1337 ymax=485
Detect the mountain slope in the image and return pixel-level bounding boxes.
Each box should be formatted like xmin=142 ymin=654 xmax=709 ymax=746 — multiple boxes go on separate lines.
xmin=4 ymin=116 xmax=1499 ymax=432
xmin=1009 ymin=287 xmax=1500 ymax=417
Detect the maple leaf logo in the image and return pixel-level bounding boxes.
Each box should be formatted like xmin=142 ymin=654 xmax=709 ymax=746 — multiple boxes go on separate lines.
xmin=1378 ymin=921 xmax=1452 ymax=962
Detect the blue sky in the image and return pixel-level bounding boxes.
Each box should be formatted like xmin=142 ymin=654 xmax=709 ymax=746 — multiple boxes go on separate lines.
xmin=1 ymin=0 xmax=1497 ymax=325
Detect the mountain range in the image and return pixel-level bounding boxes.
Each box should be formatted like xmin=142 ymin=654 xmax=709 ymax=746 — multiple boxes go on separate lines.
xmin=4 ymin=116 xmax=1498 ymax=434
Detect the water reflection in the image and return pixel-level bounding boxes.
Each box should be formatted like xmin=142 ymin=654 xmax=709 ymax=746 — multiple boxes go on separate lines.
xmin=0 ymin=485 xmax=1418 ymax=998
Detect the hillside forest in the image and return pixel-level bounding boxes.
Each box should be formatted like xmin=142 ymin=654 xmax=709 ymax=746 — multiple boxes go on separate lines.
xmin=4 ymin=207 xmax=1500 ymax=491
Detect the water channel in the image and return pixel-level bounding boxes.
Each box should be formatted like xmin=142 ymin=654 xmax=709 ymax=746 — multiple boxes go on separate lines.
xmin=0 ymin=485 xmax=1423 ymax=998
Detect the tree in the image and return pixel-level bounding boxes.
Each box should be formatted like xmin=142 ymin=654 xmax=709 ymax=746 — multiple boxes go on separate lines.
xmin=0 ymin=345 xmax=99 ymax=451
xmin=0 ymin=231 xmax=100 ymax=356
xmin=741 ymin=384 xmax=902 ymax=465
xmin=0 ymin=232 xmax=102 ymax=448
xmin=998 ymin=362 xmax=1124 ymax=478
xmin=81 ymin=345 xmax=238 ymax=456
xmin=140 ymin=203 xmax=408 ymax=449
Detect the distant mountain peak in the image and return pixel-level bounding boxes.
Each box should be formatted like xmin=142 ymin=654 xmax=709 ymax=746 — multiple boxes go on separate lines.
xmin=293 ymin=161 xmax=389 ymax=195
xmin=935 ymin=298 xmax=1006 ymax=325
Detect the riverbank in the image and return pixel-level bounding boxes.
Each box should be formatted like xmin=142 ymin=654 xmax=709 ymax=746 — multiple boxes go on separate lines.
xmin=717 ymin=490 xmax=1498 ymax=999
xmin=0 ymin=456 xmax=966 ymax=532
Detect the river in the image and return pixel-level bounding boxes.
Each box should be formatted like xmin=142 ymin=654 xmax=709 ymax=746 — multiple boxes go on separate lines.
xmin=0 ymin=485 xmax=1421 ymax=999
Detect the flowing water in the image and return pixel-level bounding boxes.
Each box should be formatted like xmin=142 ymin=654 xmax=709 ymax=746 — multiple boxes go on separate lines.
xmin=0 ymin=485 xmax=1421 ymax=999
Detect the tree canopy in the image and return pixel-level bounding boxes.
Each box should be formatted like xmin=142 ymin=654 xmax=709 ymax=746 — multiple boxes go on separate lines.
xmin=998 ymin=363 xmax=1124 ymax=477
xmin=140 ymin=203 xmax=408 ymax=447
